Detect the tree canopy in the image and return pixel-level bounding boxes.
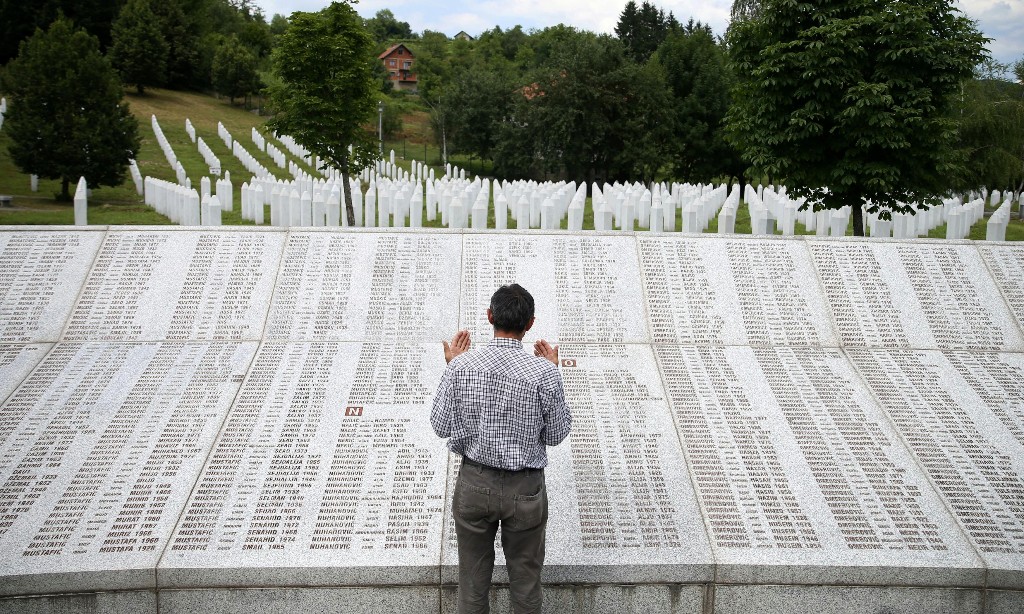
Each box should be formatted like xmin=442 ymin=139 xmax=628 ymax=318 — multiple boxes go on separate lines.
xmin=267 ymin=1 xmax=378 ymax=225
xmin=2 ymin=17 xmax=141 ymax=200
xmin=726 ymin=0 xmax=988 ymax=235
xmin=109 ymin=0 xmax=169 ymax=94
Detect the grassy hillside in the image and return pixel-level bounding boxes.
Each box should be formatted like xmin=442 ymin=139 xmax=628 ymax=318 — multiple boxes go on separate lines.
xmin=0 ymin=87 xmax=1020 ymax=240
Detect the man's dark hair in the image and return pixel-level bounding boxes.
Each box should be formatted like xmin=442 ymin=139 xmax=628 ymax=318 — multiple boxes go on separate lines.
xmin=490 ymin=284 xmax=535 ymax=333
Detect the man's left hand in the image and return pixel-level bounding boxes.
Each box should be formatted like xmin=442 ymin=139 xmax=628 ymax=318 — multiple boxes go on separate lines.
xmin=533 ymin=339 xmax=559 ymax=365
xmin=443 ymin=330 xmax=471 ymax=363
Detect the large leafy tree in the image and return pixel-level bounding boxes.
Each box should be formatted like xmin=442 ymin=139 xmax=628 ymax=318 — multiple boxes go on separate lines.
xmin=656 ymin=21 xmax=742 ymax=182
xmin=2 ymin=17 xmax=140 ymax=200
xmin=212 ymin=35 xmax=261 ymax=104
xmin=267 ymin=1 xmax=378 ymax=225
xmin=0 ymin=1 xmax=125 ymax=65
xmin=726 ymin=0 xmax=987 ymax=235
xmin=109 ymin=0 xmax=169 ymax=94
xmin=953 ymin=61 xmax=1024 ymax=195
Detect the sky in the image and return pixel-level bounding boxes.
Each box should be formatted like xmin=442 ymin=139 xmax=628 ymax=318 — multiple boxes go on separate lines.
xmin=255 ymin=0 xmax=1024 ymax=69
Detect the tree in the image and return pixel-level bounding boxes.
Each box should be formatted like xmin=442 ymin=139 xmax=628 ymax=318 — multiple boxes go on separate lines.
xmin=109 ymin=0 xmax=169 ymax=94
xmin=615 ymin=1 xmax=671 ymax=63
xmin=2 ymin=17 xmax=141 ymax=200
xmin=656 ymin=22 xmax=742 ymax=182
xmin=725 ymin=0 xmax=987 ymax=235
xmin=212 ymin=36 xmax=261 ymax=103
xmin=267 ymin=1 xmax=378 ymax=225
xmin=953 ymin=60 xmax=1024 ymax=195
xmin=0 ymin=0 xmax=125 ymax=65
xmin=365 ymin=9 xmax=414 ymax=44
xmin=152 ymin=0 xmax=201 ymax=90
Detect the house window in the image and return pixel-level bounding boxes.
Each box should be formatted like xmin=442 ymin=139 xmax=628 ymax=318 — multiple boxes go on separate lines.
xmin=403 ymin=61 xmax=412 ymax=69
xmin=389 ymin=59 xmax=396 ymax=67
xmin=398 ymin=48 xmax=404 ymax=55
xmin=390 ymin=71 xmax=397 ymax=77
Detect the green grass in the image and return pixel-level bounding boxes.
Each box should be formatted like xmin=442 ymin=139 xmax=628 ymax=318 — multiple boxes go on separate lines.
xmin=1 ymin=87 xmax=1021 ymax=240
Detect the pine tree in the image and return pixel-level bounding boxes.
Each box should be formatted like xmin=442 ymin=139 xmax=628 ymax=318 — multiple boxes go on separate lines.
xmin=109 ymin=0 xmax=169 ymax=94
xmin=2 ymin=17 xmax=141 ymax=200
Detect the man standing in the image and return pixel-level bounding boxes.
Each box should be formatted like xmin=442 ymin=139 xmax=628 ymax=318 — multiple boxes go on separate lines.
xmin=431 ymin=284 xmax=572 ymax=614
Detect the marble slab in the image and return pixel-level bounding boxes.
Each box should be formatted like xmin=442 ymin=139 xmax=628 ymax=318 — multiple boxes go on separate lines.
xmin=440 ymin=583 xmax=706 ymax=614
xmin=459 ymin=235 xmax=649 ymax=344
xmin=638 ymin=236 xmax=836 ymax=346
xmin=808 ymin=241 xmax=1023 ymax=351
xmin=61 ymin=230 xmax=283 ymax=342
xmin=0 ymin=344 xmax=51 ymax=402
xmin=265 ymin=232 xmax=461 ymax=342
xmin=0 ymin=342 xmax=256 ymax=596
xmin=979 ymin=245 xmax=1024 ymax=337
xmin=846 ymin=349 xmax=1024 ymax=589
xmin=159 ymin=342 xmax=449 ymax=588
xmin=440 ymin=344 xmax=714 ymax=584
xmin=158 ymin=587 xmax=440 ymax=614
xmin=655 ymin=345 xmax=983 ymax=587
xmin=713 ymin=584 xmax=983 ymax=614
xmin=0 ymin=231 xmax=103 ymax=343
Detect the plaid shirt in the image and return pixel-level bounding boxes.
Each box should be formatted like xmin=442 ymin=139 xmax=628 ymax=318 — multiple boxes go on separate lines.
xmin=431 ymin=337 xmax=572 ymax=470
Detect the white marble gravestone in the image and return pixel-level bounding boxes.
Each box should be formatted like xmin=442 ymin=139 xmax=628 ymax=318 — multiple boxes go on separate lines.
xmin=0 ymin=226 xmax=1022 ymax=614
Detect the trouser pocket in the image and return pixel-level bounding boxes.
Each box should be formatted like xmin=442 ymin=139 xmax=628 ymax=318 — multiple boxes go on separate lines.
xmin=505 ymin=482 xmax=546 ymax=531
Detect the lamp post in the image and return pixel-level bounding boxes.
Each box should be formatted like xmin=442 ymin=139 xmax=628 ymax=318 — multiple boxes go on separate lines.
xmin=377 ymin=100 xmax=384 ymax=157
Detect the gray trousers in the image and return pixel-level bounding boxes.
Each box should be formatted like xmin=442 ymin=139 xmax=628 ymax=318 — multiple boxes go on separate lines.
xmin=453 ymin=460 xmax=548 ymax=614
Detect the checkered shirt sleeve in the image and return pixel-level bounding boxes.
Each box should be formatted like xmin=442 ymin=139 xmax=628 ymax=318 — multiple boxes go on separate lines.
xmin=430 ymin=337 xmax=571 ymax=470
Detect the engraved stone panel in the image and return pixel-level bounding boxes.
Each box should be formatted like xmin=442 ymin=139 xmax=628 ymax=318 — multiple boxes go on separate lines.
xmin=0 ymin=341 xmax=256 ymax=596
xmin=810 ymin=241 xmax=1022 ymax=350
xmin=459 ymin=235 xmax=648 ymax=344
xmin=440 ymin=344 xmax=713 ymax=584
xmin=638 ymin=237 xmax=836 ymax=346
xmin=847 ymin=349 xmax=1024 ymax=589
xmin=655 ymin=345 xmax=982 ymax=586
xmin=266 ymin=232 xmax=461 ymax=342
xmin=160 ymin=342 xmax=448 ymax=588
xmin=979 ymin=245 xmax=1024 ymax=335
xmin=0 ymin=344 xmax=50 ymax=402
xmin=0 ymin=231 xmax=102 ymax=342
xmin=62 ymin=230 xmax=283 ymax=342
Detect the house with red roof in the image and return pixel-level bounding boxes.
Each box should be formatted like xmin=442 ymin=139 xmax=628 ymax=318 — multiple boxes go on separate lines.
xmin=378 ymin=43 xmax=418 ymax=92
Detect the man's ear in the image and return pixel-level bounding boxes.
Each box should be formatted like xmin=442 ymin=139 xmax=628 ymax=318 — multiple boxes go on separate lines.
xmin=487 ymin=308 xmax=494 ymax=325
xmin=524 ymin=317 xmax=535 ymax=332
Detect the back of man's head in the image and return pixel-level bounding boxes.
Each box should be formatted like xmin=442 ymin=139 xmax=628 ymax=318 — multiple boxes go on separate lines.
xmin=489 ymin=284 xmax=535 ymax=333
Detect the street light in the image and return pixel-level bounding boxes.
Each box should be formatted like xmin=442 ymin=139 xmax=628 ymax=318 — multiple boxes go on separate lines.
xmin=377 ymin=100 xmax=384 ymax=157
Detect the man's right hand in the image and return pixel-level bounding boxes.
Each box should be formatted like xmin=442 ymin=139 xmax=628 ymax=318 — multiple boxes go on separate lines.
xmin=443 ymin=330 xmax=471 ymax=364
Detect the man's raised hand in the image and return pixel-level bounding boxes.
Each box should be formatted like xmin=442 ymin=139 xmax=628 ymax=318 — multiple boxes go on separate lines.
xmin=443 ymin=330 xmax=471 ymax=364
xmin=533 ymin=339 xmax=559 ymax=365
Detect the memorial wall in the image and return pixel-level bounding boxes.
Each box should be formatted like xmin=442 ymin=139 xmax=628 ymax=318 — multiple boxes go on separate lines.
xmin=0 ymin=226 xmax=1021 ymax=614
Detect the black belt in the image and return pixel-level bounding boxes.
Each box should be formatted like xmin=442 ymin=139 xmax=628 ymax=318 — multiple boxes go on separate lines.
xmin=461 ymin=457 xmax=541 ymax=474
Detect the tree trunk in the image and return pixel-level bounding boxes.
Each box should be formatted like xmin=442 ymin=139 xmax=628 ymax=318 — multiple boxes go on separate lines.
xmin=852 ymin=200 xmax=865 ymax=236
xmin=61 ymin=177 xmax=71 ymax=201
xmin=340 ymin=156 xmax=356 ymax=227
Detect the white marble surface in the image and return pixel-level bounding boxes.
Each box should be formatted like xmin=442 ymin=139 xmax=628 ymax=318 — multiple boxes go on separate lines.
xmin=266 ymin=232 xmax=462 ymax=342
xmin=0 ymin=228 xmax=1023 ymax=610
xmin=639 ymin=236 xmax=837 ymax=346
xmin=809 ymin=241 xmax=1023 ymax=351
xmin=0 ymin=344 xmax=51 ymax=402
xmin=656 ymin=344 xmax=984 ymax=586
xmin=159 ymin=342 xmax=449 ymax=587
xmin=0 ymin=341 xmax=256 ymax=596
xmin=61 ymin=230 xmax=283 ymax=342
xmin=0 ymin=231 xmax=103 ymax=342
xmin=459 ymin=234 xmax=649 ymax=344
